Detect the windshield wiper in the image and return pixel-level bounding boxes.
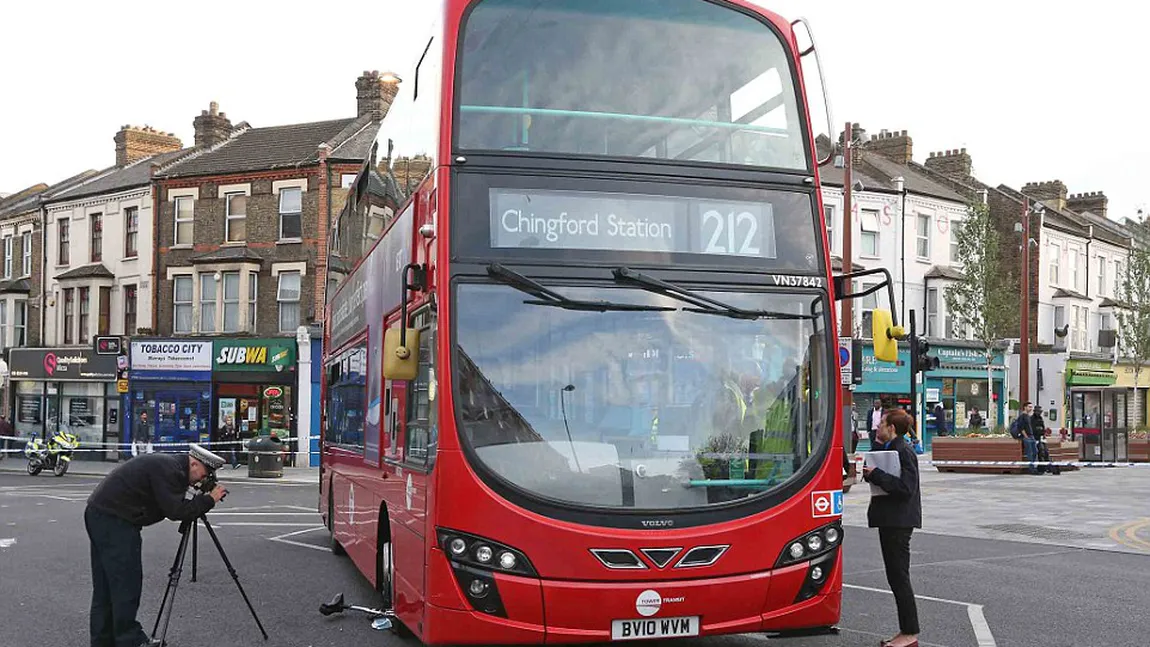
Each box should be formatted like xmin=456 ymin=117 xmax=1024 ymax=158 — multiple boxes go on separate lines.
xmin=612 ymin=267 xmax=814 ymax=321
xmin=487 ymin=264 xmax=675 ymax=313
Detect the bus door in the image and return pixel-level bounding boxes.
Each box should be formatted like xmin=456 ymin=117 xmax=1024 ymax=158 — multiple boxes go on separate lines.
xmin=385 ymin=307 xmax=436 ymax=615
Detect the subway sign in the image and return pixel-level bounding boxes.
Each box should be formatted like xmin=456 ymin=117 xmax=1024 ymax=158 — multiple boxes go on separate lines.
xmin=213 ymin=339 xmax=296 ymax=373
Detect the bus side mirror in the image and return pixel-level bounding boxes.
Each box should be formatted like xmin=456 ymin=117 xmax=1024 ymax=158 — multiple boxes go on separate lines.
xmin=383 ymin=328 xmax=420 ymax=380
xmin=871 ymin=309 xmax=904 ymax=363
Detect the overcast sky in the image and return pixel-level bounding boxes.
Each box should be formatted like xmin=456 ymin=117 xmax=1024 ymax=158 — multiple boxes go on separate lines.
xmin=2 ymin=1 xmax=1145 ymax=220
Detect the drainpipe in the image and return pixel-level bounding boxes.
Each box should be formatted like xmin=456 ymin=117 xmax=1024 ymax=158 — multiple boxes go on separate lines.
xmin=38 ymin=199 xmax=47 ymax=347
xmin=150 ymin=169 xmax=162 ymax=335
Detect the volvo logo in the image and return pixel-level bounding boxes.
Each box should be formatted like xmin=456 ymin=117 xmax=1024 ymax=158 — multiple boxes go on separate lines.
xmin=640 ymin=519 xmax=674 ymax=528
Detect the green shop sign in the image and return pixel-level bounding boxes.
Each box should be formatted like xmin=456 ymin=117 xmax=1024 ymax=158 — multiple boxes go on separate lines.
xmin=213 ymin=339 xmax=296 ymax=373
xmin=1066 ymin=359 xmax=1115 ymax=386
xmin=934 ymin=346 xmax=1003 ymax=366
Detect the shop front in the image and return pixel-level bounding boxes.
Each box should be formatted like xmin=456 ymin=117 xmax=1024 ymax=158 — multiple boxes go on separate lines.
xmin=852 ymin=343 xmax=911 ymax=449
xmin=923 ymin=344 xmax=1005 ymax=435
xmin=1113 ymin=360 xmax=1149 ymax=430
xmin=9 ymin=348 xmax=120 ymax=461
xmin=1066 ymin=357 xmax=1125 ymax=461
xmin=212 ymin=338 xmax=297 ymax=461
xmin=129 ymin=340 xmax=213 ymax=449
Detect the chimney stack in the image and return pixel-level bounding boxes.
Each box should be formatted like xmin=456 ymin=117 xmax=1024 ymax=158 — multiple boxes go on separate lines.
xmin=1021 ymin=180 xmax=1068 ymax=212
xmin=193 ymin=101 xmax=233 ymax=148
xmin=357 ymin=71 xmax=400 ymax=121
xmin=924 ymin=148 xmax=973 ymax=181
xmin=864 ymin=129 xmax=913 ymax=165
xmin=1067 ymin=191 xmax=1108 ymax=219
xmin=114 ymin=125 xmax=182 ymax=166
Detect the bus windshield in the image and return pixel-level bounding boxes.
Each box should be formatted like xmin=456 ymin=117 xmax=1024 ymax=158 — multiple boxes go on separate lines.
xmin=457 ymin=0 xmax=808 ymax=171
xmin=453 ymin=282 xmax=830 ymax=511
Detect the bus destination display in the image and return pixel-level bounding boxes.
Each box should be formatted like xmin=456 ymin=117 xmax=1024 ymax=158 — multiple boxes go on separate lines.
xmin=490 ymin=189 xmax=778 ymax=258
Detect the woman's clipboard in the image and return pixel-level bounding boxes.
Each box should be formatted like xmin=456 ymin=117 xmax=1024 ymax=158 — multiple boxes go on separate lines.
xmin=864 ymin=450 xmax=900 ymax=496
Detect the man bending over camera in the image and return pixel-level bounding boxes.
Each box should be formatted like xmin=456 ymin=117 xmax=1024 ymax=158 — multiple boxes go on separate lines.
xmin=85 ymin=447 xmax=228 ymax=647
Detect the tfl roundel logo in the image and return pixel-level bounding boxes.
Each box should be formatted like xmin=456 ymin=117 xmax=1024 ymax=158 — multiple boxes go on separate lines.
xmin=43 ymin=353 xmax=58 ymax=377
xmin=812 ymin=490 xmax=843 ymax=518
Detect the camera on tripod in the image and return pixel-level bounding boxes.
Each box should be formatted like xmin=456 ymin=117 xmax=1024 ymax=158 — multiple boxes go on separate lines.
xmin=189 ymin=444 xmax=226 ymax=495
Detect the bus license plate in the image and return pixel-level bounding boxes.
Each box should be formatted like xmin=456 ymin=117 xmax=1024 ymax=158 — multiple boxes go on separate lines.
xmin=611 ymin=616 xmax=700 ymax=641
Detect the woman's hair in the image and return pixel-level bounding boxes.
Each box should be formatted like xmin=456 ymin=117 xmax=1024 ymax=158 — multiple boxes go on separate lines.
xmin=883 ymin=409 xmax=915 ymax=437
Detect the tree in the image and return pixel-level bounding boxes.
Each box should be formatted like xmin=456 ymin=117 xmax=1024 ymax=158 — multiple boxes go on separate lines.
xmin=944 ymin=201 xmax=1016 ymax=426
xmin=1116 ymin=218 xmax=1150 ymax=411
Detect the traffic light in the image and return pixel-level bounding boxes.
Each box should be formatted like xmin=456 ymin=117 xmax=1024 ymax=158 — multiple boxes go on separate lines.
xmin=911 ymin=336 xmax=939 ymax=374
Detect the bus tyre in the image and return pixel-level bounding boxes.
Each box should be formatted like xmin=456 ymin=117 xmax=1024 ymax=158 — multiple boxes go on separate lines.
xmin=378 ymin=538 xmax=411 ymax=637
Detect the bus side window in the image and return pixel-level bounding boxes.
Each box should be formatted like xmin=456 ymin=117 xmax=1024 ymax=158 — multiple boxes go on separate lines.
xmin=405 ymin=326 xmax=435 ymax=466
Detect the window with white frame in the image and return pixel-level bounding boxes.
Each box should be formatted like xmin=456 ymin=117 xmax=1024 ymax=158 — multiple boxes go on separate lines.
xmin=341 ymin=174 xmax=357 ymax=188
xmin=0 ymin=301 xmax=7 ymax=351
xmin=173 ymin=276 xmax=193 ymax=333
xmin=279 ymin=188 xmax=302 ymax=240
xmin=1099 ymin=312 xmax=1113 ymax=332
xmin=1070 ymin=305 xmax=1087 ymax=350
xmin=3 ymin=236 xmax=11 ymax=279
xmin=916 ymin=214 xmax=931 ymax=259
xmin=123 ymin=285 xmax=137 ymax=336
xmin=1115 ymin=260 xmax=1125 ymax=293
xmin=63 ymin=288 xmax=74 ymax=343
xmin=78 ymin=287 xmax=90 ymax=344
xmin=823 ymin=204 xmax=835 ymax=254
xmin=248 ymin=273 xmax=258 ymax=332
xmin=222 ymin=272 xmax=240 ymax=332
xmin=174 ymin=197 xmax=194 ymax=245
xmin=200 ymin=274 xmax=217 ymax=333
xmin=277 ymin=272 xmax=301 ymax=332
xmin=366 ymin=206 xmax=393 ymax=240
xmin=926 ymin=288 xmax=939 ymax=337
xmin=860 ymin=209 xmax=880 ymax=257
xmin=858 ymin=281 xmax=878 ymax=336
xmin=22 ymin=232 xmax=31 ymax=276
xmin=90 ymin=213 xmax=102 ymax=263
xmin=225 ymin=193 xmax=247 ymax=242
xmin=1049 ymin=242 xmax=1060 ymax=285
xmin=949 ymin=220 xmax=961 ymax=265
xmin=14 ymin=300 xmax=26 ymax=346
xmin=58 ymin=219 xmax=70 ymax=265
xmin=1097 ymin=254 xmax=1107 ymax=296
xmin=1070 ymin=248 xmax=1080 ymax=292
xmin=124 ymin=206 xmax=139 ymax=258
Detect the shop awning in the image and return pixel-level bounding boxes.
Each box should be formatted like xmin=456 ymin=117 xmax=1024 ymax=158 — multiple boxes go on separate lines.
xmin=1068 ymin=368 xmax=1116 ymax=386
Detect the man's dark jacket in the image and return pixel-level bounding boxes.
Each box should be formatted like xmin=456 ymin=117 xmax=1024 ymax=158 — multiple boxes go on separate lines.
xmin=87 ymin=454 xmax=215 ymax=527
xmin=864 ymin=435 xmax=922 ymax=529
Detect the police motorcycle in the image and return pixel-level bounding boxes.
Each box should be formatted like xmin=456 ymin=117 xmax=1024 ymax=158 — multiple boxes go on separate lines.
xmin=25 ymin=429 xmax=81 ymax=477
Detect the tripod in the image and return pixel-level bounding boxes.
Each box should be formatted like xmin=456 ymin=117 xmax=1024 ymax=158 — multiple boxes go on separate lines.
xmin=151 ymin=514 xmax=269 ymax=646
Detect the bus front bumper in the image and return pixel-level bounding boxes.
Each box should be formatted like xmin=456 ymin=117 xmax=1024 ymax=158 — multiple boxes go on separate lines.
xmin=423 ymin=550 xmax=841 ymax=644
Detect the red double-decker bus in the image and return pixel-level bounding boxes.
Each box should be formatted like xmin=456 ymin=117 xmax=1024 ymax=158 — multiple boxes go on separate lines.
xmin=321 ymin=0 xmax=898 ymax=643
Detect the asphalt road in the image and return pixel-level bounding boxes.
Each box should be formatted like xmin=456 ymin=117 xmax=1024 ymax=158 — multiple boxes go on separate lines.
xmin=1 ymin=471 xmax=1147 ymax=647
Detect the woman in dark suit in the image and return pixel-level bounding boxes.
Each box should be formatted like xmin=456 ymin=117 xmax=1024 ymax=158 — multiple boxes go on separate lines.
xmin=862 ymin=408 xmax=922 ymax=647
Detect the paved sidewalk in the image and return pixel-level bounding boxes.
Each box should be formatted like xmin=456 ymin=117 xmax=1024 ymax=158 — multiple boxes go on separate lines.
xmin=844 ymin=453 xmax=1150 ymax=554
xmin=0 ymin=455 xmax=319 ymax=484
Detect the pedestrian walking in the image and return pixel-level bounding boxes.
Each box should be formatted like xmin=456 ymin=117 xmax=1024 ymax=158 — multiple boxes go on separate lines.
xmin=1011 ymin=402 xmax=1037 ymax=475
xmin=868 ymin=399 xmax=884 ymax=449
xmin=932 ymin=403 xmax=947 ymax=437
xmin=131 ymin=410 xmax=152 ymax=457
xmin=863 ymin=409 xmax=922 ymax=647
xmin=85 ymin=448 xmax=227 ymax=647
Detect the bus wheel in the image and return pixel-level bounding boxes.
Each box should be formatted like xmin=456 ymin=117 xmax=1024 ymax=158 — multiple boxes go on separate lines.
xmin=377 ymin=539 xmax=394 ymax=608
xmin=328 ymin=487 xmax=346 ymax=556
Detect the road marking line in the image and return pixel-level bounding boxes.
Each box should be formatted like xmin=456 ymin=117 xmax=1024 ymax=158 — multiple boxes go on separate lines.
xmin=212 ymin=522 xmax=321 ymax=527
xmin=207 ymin=512 xmax=319 ymax=517
xmin=1107 ymin=519 xmax=1150 ymax=553
xmin=268 ymin=526 xmax=329 ymax=553
xmin=0 ymin=538 xmax=15 ymax=548
xmin=844 ymin=584 xmax=996 ymax=647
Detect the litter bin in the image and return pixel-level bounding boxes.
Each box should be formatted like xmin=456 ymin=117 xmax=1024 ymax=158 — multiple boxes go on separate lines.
xmin=248 ymin=436 xmax=283 ymax=478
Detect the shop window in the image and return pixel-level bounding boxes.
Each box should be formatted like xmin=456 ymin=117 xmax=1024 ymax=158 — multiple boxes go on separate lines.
xmin=325 ymin=343 xmax=367 ymax=451
xmin=405 ymin=325 xmax=436 ymax=466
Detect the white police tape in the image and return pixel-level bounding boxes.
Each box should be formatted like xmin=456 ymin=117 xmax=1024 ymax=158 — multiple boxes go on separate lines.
xmin=0 ymin=434 xmax=323 ymax=456
xmin=930 ymin=459 xmax=1150 ymax=468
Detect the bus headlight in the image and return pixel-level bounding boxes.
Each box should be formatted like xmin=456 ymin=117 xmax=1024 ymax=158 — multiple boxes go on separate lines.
xmin=775 ymin=521 xmax=843 ymax=568
xmin=436 ymin=528 xmax=536 ymax=577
